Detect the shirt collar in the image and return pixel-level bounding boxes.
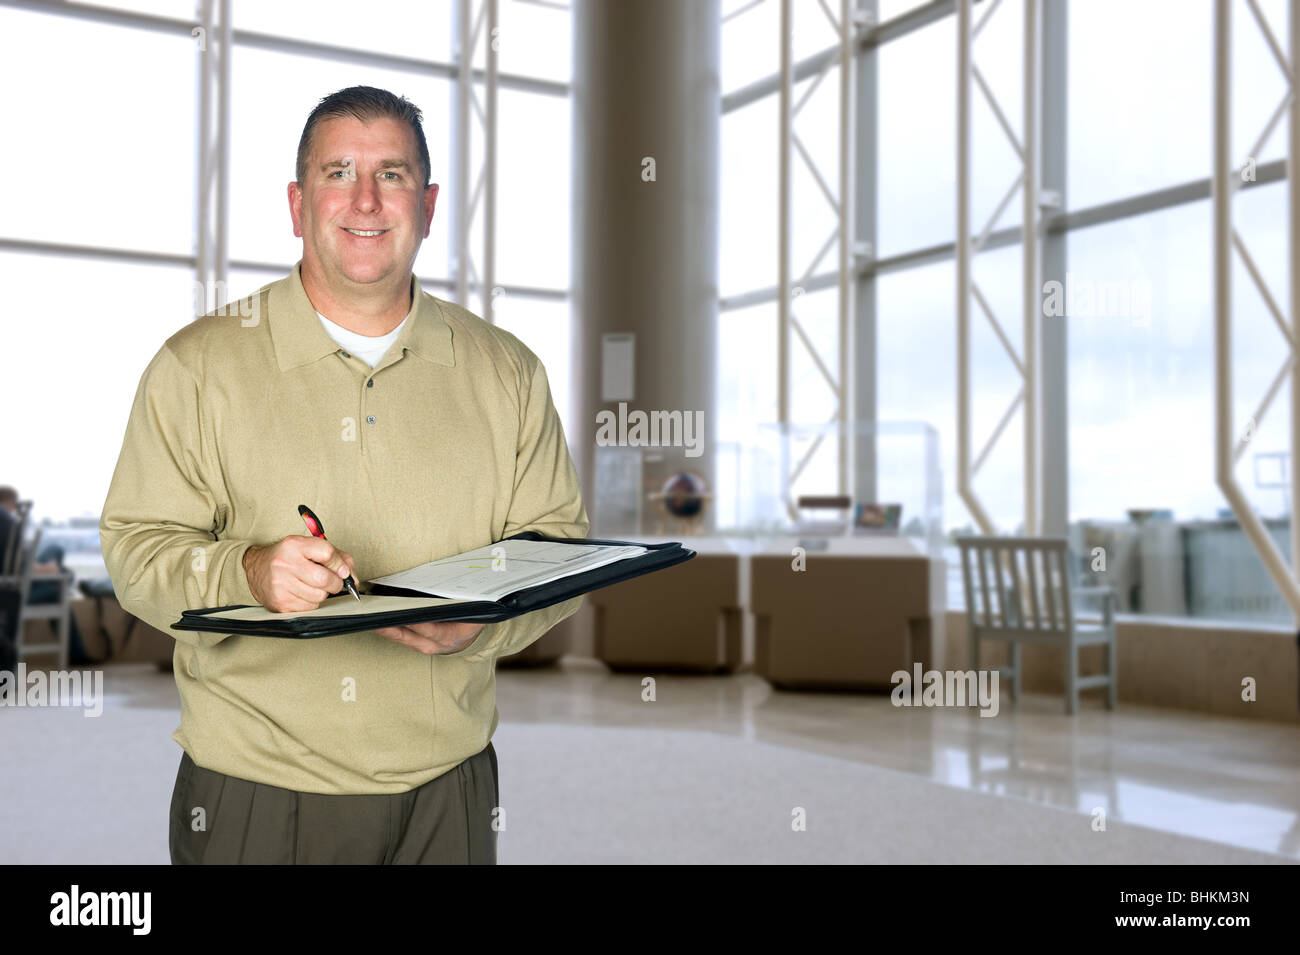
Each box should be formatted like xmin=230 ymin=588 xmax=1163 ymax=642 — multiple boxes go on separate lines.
xmin=268 ymin=261 xmax=455 ymax=371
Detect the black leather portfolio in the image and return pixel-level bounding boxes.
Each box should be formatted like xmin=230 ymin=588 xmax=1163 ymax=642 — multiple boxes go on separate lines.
xmin=171 ymin=531 xmax=696 ymax=639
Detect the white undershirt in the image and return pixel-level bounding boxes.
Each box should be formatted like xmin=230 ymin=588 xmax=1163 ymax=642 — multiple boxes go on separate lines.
xmin=316 ymin=310 xmax=410 ymax=368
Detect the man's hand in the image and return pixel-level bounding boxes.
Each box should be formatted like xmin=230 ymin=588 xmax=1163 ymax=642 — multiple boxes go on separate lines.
xmin=243 ymin=536 xmax=357 ymax=613
xmin=374 ymin=621 xmax=486 ymax=656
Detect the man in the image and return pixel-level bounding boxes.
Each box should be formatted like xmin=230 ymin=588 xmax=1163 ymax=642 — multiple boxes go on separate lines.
xmin=100 ymin=86 xmax=589 ymax=864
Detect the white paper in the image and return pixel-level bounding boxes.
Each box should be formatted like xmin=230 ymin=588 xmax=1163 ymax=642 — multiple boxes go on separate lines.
xmin=368 ymin=539 xmax=647 ymax=602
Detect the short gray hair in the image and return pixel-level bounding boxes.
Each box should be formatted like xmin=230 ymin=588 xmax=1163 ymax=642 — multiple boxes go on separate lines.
xmin=296 ymin=86 xmax=432 ymax=187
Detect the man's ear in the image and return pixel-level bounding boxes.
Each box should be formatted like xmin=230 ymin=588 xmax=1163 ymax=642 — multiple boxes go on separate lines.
xmin=423 ymin=183 xmax=439 ymax=238
xmin=288 ymin=181 xmax=304 ymax=238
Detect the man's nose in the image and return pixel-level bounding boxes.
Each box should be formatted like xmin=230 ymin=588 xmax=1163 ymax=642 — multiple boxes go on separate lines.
xmin=352 ymin=175 xmax=380 ymax=212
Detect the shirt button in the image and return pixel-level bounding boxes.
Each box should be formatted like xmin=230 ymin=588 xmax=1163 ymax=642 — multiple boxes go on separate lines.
xmin=366 ymin=415 xmax=376 ymax=425
xmin=367 ymin=379 xmax=374 ymax=388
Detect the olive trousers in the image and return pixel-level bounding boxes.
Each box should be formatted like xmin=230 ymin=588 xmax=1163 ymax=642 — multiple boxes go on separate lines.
xmin=168 ymin=743 xmax=499 ymax=864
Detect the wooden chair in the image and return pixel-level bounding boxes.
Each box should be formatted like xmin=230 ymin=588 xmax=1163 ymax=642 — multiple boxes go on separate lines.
xmin=956 ymin=536 xmax=1117 ymax=714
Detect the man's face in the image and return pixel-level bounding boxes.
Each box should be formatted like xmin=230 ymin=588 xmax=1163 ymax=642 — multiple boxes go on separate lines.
xmin=289 ymin=115 xmax=438 ymax=289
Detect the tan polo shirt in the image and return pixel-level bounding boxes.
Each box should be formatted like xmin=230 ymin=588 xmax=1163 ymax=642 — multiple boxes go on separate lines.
xmin=100 ymin=262 xmax=589 ymax=795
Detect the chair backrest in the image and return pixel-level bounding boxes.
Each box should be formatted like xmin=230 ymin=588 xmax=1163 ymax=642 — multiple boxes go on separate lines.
xmin=0 ymin=500 xmax=33 ymax=580
xmin=956 ymin=536 xmax=1074 ymax=635
xmin=18 ymin=526 xmax=43 ymax=594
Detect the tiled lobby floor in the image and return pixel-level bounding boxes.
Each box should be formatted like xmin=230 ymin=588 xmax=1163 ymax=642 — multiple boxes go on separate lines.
xmin=496 ymin=659 xmax=1300 ymax=859
xmin=2 ymin=659 xmax=1296 ymax=862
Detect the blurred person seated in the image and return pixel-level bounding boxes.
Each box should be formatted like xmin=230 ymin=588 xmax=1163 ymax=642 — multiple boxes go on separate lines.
xmin=0 ymin=485 xmax=92 ymax=666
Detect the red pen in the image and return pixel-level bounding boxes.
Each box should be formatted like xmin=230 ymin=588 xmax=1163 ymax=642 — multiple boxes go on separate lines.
xmin=297 ymin=504 xmax=361 ymax=600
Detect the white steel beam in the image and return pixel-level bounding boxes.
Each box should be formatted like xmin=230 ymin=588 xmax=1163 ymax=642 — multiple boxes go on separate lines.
xmin=1291 ymin=0 xmax=1300 ymax=584
xmin=3 ymin=0 xmax=566 ymax=96
xmin=956 ymin=0 xmax=1042 ymax=535
xmin=956 ymin=0 xmax=993 ymax=533
xmin=1023 ymin=0 xmax=1041 ymax=535
xmin=778 ymin=0 xmax=793 ymax=431
xmin=484 ymin=0 xmax=498 ymax=322
xmin=453 ymin=0 xmax=499 ymax=320
xmin=1212 ymin=0 xmax=1300 ymax=620
xmin=455 ymin=0 xmax=471 ymax=305
xmin=194 ymin=0 xmax=231 ymax=312
xmin=839 ymin=0 xmax=855 ymax=498
xmin=776 ymin=0 xmax=856 ymax=512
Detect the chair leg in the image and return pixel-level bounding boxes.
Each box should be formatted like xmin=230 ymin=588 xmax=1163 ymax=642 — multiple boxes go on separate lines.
xmin=1064 ymin=639 xmax=1078 ymax=715
xmin=1106 ymin=635 xmax=1118 ymax=710
xmin=1009 ymin=642 xmax=1022 ymax=702
xmin=57 ymin=601 xmax=70 ymax=670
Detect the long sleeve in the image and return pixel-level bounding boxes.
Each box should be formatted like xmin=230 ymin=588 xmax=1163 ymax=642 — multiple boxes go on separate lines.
xmin=99 ymin=344 xmax=259 ymax=649
xmin=454 ymin=352 xmax=590 ymax=662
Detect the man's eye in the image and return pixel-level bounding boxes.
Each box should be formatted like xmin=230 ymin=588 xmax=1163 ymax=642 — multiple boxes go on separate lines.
xmin=381 ymin=171 xmax=400 ymax=180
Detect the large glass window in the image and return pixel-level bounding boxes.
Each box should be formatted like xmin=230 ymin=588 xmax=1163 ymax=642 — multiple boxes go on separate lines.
xmin=491 ymin=294 xmax=574 ymax=439
xmin=720 ymin=95 xmax=778 ymax=297
xmin=1061 ymin=2 xmax=1293 ymax=624
xmin=0 ymin=252 xmax=196 ymax=521
xmin=232 ymin=0 xmax=453 ymax=63
xmin=495 ymin=88 xmax=570 ymax=291
xmin=1069 ymin=1 xmax=1289 ymax=211
xmin=717 ymin=301 xmax=778 ymax=526
xmin=75 ymin=0 xmax=201 ymax=20
xmin=1067 ymin=0 xmax=1211 ymax=209
xmin=788 ymin=69 xmax=846 ymax=291
xmin=720 ymin=0 xmax=852 ymax=515
xmin=878 ymin=14 xmax=956 ymax=257
xmin=874 ymin=258 xmax=1030 ymax=534
xmin=722 ymin=0 xmax=779 ymax=95
xmin=494 ymin=0 xmax=571 ymax=83
xmin=0 ymin=8 xmax=196 ymax=256
xmin=1067 ymin=202 xmax=1216 ymax=523
xmin=1067 ymin=185 xmax=1288 ymax=527
xmin=721 ymin=0 xmax=843 ymax=97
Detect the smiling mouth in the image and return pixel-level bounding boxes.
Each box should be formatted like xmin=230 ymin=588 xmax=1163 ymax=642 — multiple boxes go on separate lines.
xmin=343 ymin=228 xmax=388 ymax=237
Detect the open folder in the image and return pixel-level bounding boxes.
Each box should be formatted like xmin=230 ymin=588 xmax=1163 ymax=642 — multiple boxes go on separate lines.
xmin=172 ymin=531 xmax=696 ymax=639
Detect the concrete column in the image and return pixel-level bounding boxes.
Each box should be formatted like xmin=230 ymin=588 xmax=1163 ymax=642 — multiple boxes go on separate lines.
xmin=571 ymin=0 xmax=721 ymax=535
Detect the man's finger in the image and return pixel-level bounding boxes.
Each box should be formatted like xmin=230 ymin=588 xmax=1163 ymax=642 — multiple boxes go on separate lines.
xmin=296 ymin=535 xmax=339 ymax=563
xmin=299 ymin=544 xmax=356 ymax=592
xmin=284 ymin=577 xmax=331 ymax=606
xmin=335 ymin=548 xmax=357 ymax=577
xmin=398 ymin=622 xmax=440 ymax=640
xmin=318 ymin=549 xmax=354 ymax=580
xmin=403 ymin=630 xmax=441 ymax=652
xmin=308 ymin=561 xmax=346 ymax=592
xmin=375 ymin=626 xmax=440 ymax=654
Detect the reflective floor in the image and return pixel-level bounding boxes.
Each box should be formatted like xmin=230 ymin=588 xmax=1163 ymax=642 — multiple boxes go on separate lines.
xmin=497 ymin=659 xmax=1300 ymax=859
xmin=2 ymin=659 xmax=1296 ymax=862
